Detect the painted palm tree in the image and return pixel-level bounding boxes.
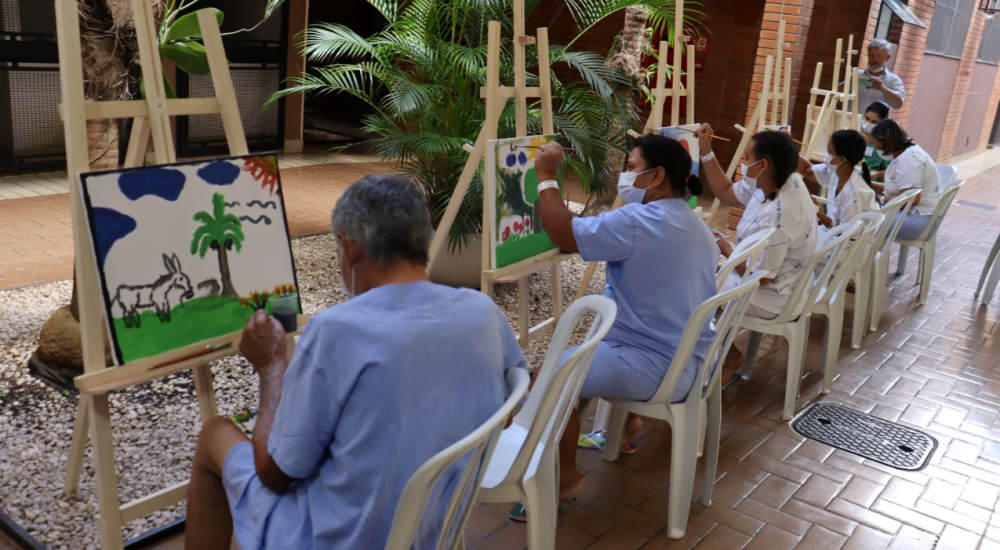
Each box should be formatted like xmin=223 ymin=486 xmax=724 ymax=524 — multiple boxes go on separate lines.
xmin=191 ymin=193 xmax=244 ymax=298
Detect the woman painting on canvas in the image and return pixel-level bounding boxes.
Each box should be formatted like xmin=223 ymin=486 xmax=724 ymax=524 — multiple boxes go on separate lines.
xmin=523 ymin=134 xmax=718 ymax=513
xmin=798 ymin=129 xmax=879 ymax=236
xmin=697 ymin=126 xmax=818 ymax=383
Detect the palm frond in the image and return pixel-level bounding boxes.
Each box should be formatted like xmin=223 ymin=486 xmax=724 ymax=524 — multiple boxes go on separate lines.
xmin=301 ymin=23 xmax=374 ymax=64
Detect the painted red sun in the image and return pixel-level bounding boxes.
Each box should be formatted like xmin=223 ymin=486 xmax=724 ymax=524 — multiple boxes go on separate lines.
xmin=243 ymin=156 xmax=280 ymax=196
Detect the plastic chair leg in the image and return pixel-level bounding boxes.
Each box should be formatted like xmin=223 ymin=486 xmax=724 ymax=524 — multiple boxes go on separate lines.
xmin=742 ymin=330 xmax=763 ymax=381
xmin=916 ymin=247 xmax=925 ymax=286
xmin=870 ymin=256 xmax=888 ymax=333
xmin=783 ymin=325 xmax=807 ymax=420
xmin=666 ymin=415 xmax=700 ymax=539
xmin=601 ymin=405 xmax=629 ymax=462
xmin=919 ymin=243 xmax=934 ymax=306
xmin=821 ymin=305 xmax=844 ymax=395
xmin=897 ymin=244 xmax=910 ymax=275
xmin=523 ymin=469 xmax=558 ymax=550
xmin=702 ymin=389 xmax=722 ymax=507
xmin=852 ymin=267 xmax=871 ymax=349
xmin=984 ymin=259 xmax=1000 ymax=306
xmin=975 ymin=232 xmax=1000 ymax=297
xmin=698 ymin=401 xmax=706 ymax=459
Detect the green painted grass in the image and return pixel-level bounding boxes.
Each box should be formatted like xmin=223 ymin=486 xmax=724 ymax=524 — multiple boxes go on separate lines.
xmin=496 ymin=232 xmax=557 ymax=268
xmin=113 ymin=296 xmax=255 ymax=363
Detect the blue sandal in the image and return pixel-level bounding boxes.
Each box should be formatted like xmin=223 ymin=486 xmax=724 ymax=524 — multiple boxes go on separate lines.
xmin=509 ymin=503 xmax=527 ymax=522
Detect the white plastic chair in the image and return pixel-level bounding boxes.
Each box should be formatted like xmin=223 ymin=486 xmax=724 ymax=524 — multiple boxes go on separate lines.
xmin=867 ymin=189 xmax=920 ymax=333
xmin=937 ymin=164 xmax=958 ymax=189
xmin=741 ymin=221 xmax=861 ymax=420
xmin=895 ymin=180 xmax=965 ymax=305
xmin=384 ymin=368 xmax=530 ymax=550
xmin=599 ymin=272 xmax=766 ymax=539
xmin=476 ymin=295 xmax=617 ymax=550
xmin=812 ymin=213 xmax=883 ymax=392
xmin=716 ymin=227 xmax=776 ymax=291
xmin=975 ymin=230 xmax=1000 ymax=306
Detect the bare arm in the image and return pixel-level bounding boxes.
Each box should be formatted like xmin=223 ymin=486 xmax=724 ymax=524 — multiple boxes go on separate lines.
xmin=534 ymin=144 xmax=579 ymax=253
xmin=240 ymin=310 xmax=296 ymax=494
xmin=874 ymin=78 xmax=904 ymax=109
xmin=696 ymin=124 xmax=743 ymax=207
xmin=797 ymin=155 xmax=821 ymax=195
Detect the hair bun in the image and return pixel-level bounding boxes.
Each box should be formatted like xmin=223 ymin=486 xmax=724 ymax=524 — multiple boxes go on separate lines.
xmin=687 ymin=174 xmax=704 ymax=197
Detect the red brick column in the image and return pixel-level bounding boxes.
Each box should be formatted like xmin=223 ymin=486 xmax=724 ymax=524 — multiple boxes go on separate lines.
xmin=745 ymin=0 xmax=814 ymax=128
xmin=977 ymin=65 xmax=1000 ymax=153
xmin=936 ymin=11 xmax=990 ymax=161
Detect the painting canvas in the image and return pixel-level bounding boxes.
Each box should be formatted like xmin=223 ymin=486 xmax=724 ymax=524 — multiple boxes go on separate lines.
xmin=659 ymin=124 xmax=701 ymax=209
xmin=486 ymin=135 xmax=561 ymax=269
xmin=79 ymin=154 xmax=300 ymax=365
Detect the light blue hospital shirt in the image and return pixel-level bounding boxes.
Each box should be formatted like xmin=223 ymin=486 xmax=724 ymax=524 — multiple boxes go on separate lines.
xmin=264 ymin=281 xmax=527 ymax=550
xmin=572 ymin=198 xmax=718 ymax=400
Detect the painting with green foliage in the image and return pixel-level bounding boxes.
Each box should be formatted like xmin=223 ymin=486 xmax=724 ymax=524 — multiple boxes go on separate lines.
xmin=79 ymin=154 xmax=300 ymax=365
xmin=486 ymin=135 xmax=561 ymax=269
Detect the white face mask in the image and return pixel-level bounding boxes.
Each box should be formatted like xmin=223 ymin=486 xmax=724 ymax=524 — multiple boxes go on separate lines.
xmin=739 ymin=159 xmax=763 ymax=190
xmin=617 ymin=168 xmax=655 ymax=204
xmin=877 ymin=149 xmax=894 ymax=161
xmin=861 ymin=121 xmax=876 ymax=134
xmin=337 ymin=244 xmax=357 ymax=299
xmin=823 ymin=152 xmax=845 ymax=170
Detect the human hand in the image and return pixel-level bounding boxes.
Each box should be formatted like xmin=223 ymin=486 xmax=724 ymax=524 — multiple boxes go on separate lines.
xmin=717 ymin=234 xmax=733 ymax=257
xmin=534 ymin=143 xmax=564 ymax=182
xmin=696 ymin=123 xmax=714 ymax=155
xmin=870 ymin=75 xmax=883 ymax=91
xmin=239 ymin=309 xmax=287 ymax=376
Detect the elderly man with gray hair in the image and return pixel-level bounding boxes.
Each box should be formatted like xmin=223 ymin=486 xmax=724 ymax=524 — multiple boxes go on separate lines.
xmin=184 ymin=174 xmax=527 ymax=550
xmin=858 ymin=38 xmax=906 ymax=111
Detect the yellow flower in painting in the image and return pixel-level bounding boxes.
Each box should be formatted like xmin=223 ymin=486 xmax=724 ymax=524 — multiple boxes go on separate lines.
xmin=524 ymin=136 xmax=548 ymax=161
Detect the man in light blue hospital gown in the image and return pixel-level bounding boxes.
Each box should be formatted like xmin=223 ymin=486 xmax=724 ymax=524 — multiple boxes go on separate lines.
xmin=184 ymin=174 xmax=527 ymax=550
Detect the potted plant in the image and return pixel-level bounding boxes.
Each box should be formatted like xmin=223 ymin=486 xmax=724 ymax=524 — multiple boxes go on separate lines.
xmin=269 ymin=0 xmax=700 ymax=286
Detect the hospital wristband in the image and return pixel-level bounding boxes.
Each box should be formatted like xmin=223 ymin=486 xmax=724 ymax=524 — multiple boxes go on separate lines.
xmin=537 ymin=179 xmax=559 ymax=193
xmin=700 ymin=151 xmax=716 ymax=163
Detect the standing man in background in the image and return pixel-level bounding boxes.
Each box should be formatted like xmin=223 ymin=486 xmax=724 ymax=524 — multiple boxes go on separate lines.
xmin=858 ymin=39 xmax=906 ymax=111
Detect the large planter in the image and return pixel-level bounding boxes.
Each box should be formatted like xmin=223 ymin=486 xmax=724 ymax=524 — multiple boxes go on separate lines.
xmin=429 ymin=233 xmax=483 ymax=289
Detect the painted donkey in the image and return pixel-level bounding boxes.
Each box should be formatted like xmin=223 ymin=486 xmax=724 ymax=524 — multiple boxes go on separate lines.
xmin=111 ymin=253 xmax=194 ymax=328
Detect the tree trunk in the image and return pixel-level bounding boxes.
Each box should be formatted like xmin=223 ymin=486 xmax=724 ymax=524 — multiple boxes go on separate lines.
xmin=217 ymin=245 xmax=238 ymax=298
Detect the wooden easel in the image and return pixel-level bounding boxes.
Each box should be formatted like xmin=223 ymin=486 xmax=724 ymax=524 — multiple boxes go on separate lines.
xmin=425 ymin=0 xmax=566 ymax=348
xmin=707 ymin=18 xmax=794 ymax=218
xmin=573 ymin=0 xmax=696 ymax=301
xmin=56 ymin=1 xmax=306 ymax=547
xmin=801 ymin=35 xmax=861 ymax=160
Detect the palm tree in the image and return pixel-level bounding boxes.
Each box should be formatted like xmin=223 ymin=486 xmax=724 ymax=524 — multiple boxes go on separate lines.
xmin=191 ymin=193 xmax=244 ymax=298
xmin=268 ymin=0 xmax=700 ymax=251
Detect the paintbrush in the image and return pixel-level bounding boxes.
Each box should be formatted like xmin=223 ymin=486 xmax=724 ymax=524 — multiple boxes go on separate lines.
xmin=679 ymin=127 xmax=732 ymax=142
xmin=515 ymin=145 xmax=578 ymax=152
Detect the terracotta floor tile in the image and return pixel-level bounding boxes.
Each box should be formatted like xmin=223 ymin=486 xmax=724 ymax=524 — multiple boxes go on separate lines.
xmin=692 ymin=501 xmax=764 ymax=537
xmin=841 ymin=524 xmax=893 ymax=550
xmin=748 ymin=474 xmax=801 ymax=510
xmin=554 ymin=523 xmax=596 ymax=550
xmin=935 ymin=525 xmax=982 ymax=550
xmin=583 ymin=524 xmax=650 ymax=550
xmin=837 ymin=476 xmax=885 ymax=509
xmin=797 ymin=524 xmax=848 ymax=550
xmin=870 ymin=499 xmax=945 ymax=535
xmin=781 ymin=498 xmax=858 ymax=537
xmin=885 ymin=525 xmax=938 ymax=550
xmin=585 ymin=498 xmax=666 ymax=537
xmin=734 ymin=498 xmax=811 ymax=537
xmin=793 ymin=474 xmax=843 ymax=508
xmin=825 ymin=498 xmax=901 ymax=535
xmin=741 ymin=525 xmax=799 ymax=550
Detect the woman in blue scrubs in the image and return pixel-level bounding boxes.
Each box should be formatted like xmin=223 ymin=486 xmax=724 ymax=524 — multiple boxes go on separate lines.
xmin=532 ymin=134 xmax=719 ymax=501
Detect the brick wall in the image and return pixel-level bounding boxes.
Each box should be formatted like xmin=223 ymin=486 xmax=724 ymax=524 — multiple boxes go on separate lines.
xmin=977 ymin=62 xmax=1000 ymax=153
xmin=746 ymin=0 xmax=814 ymax=134
xmin=936 ymin=10 xmax=990 ymax=161
xmin=787 ymin=0 xmax=871 ymax=136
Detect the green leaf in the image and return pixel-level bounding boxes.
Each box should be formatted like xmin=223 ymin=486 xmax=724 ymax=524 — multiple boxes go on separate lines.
xmin=138 ymin=72 xmax=177 ymax=99
xmin=163 ymin=8 xmax=224 ymax=44
xmin=161 ymin=41 xmax=212 ymax=76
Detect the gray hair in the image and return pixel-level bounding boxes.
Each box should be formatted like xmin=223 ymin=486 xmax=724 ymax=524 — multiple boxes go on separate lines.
xmin=869 ymin=39 xmax=892 ymax=54
xmin=331 ymin=174 xmax=433 ymax=268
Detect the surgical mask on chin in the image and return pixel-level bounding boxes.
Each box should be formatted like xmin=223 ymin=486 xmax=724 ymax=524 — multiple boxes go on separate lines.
xmin=861 ymin=121 xmax=876 ymax=134
xmin=617 ymin=168 xmax=654 ymax=204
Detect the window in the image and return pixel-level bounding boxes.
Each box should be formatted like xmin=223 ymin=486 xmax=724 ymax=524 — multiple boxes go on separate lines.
xmin=979 ymin=17 xmax=1000 ymax=64
xmin=926 ymin=0 xmax=976 ymax=57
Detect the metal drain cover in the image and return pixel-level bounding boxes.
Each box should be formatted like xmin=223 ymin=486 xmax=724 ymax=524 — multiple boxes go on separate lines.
xmin=791 ymin=403 xmax=937 ymax=471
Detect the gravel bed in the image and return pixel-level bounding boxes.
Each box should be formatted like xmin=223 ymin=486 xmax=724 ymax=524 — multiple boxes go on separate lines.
xmin=0 ymin=228 xmax=606 ymax=548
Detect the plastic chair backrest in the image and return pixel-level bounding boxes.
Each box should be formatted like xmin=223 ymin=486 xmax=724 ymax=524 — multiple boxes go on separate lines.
xmin=716 ymin=227 xmax=776 ymax=291
xmin=871 ymin=189 xmax=917 ymax=256
xmin=913 ymin=179 xmax=964 ymax=242
xmin=384 ymin=368 xmax=530 ymax=550
xmin=815 ymin=214 xmax=883 ymax=305
xmin=762 ymin=221 xmax=860 ymax=325
xmin=647 ymin=272 xmax=766 ymax=405
xmin=500 ymin=295 xmax=617 ymax=486
xmin=936 ymin=164 xmax=958 ymax=189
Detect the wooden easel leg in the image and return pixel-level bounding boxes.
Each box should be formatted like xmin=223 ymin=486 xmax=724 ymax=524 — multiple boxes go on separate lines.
xmin=63 ymin=393 xmax=91 ymax=497
xmin=518 ymin=276 xmax=529 ymax=349
xmin=91 ymin=394 xmax=125 ymax=550
xmin=575 ymin=262 xmax=599 ymax=301
xmin=551 ymin=263 xmax=563 ymax=325
xmin=123 ymin=117 xmax=151 ymax=169
xmin=192 ymin=364 xmax=218 ymax=422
